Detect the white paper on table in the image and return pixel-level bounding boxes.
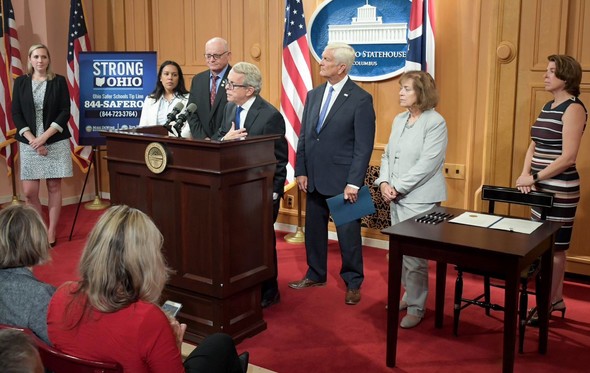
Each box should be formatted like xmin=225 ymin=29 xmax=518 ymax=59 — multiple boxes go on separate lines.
xmin=489 ymin=217 xmax=543 ymax=234
xmin=448 ymin=212 xmax=502 ymax=228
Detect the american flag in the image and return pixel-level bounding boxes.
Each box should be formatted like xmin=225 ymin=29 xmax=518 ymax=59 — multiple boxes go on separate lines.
xmin=67 ymin=0 xmax=92 ymax=172
xmin=280 ymin=0 xmax=313 ymax=190
xmin=0 ymin=0 xmax=23 ymax=176
xmin=405 ymin=0 xmax=436 ymax=77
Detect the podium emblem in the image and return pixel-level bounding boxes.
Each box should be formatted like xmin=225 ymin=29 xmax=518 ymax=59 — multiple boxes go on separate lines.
xmin=145 ymin=142 xmax=168 ymax=174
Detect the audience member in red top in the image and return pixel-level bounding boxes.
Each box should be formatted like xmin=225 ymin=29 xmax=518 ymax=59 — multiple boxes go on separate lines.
xmin=47 ymin=205 xmax=248 ymax=373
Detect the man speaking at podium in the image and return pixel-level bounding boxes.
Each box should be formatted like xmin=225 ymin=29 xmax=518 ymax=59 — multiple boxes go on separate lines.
xmin=214 ymin=62 xmax=288 ymax=309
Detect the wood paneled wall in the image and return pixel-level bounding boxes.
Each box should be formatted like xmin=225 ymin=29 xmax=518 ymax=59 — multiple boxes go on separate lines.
xmin=4 ymin=0 xmax=590 ymax=274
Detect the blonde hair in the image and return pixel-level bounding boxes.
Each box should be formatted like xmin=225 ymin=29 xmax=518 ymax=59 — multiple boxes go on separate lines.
xmin=76 ymin=205 xmax=170 ymax=312
xmin=27 ymin=44 xmax=56 ymax=80
xmin=0 ymin=205 xmax=50 ymax=269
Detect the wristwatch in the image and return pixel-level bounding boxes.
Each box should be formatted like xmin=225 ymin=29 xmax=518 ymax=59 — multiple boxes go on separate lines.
xmin=532 ymin=172 xmax=539 ymax=181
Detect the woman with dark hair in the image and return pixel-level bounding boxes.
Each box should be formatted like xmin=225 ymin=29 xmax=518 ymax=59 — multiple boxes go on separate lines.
xmin=515 ymin=54 xmax=587 ymax=323
xmin=12 ymin=44 xmax=72 ymax=247
xmin=47 ymin=205 xmax=248 ymax=373
xmin=0 ymin=329 xmax=45 ymax=373
xmin=139 ymin=60 xmax=191 ymax=137
xmin=0 ymin=205 xmax=54 ymax=344
xmin=375 ymin=70 xmax=448 ymax=329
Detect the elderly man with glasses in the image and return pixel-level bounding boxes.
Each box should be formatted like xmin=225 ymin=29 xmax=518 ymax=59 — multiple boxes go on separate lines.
xmin=213 ymin=62 xmax=288 ymax=309
xmin=187 ymin=37 xmax=232 ymax=139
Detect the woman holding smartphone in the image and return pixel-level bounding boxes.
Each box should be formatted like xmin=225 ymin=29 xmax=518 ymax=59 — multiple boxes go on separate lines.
xmin=47 ymin=205 xmax=248 ymax=373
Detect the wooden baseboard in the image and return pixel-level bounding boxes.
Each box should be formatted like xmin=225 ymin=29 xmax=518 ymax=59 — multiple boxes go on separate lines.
xmin=566 ymin=255 xmax=590 ymax=277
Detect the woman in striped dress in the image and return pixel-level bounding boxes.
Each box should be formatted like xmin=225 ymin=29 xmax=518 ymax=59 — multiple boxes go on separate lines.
xmin=515 ymin=55 xmax=587 ymax=321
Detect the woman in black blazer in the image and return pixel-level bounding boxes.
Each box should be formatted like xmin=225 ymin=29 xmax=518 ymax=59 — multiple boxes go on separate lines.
xmin=12 ymin=44 xmax=72 ymax=246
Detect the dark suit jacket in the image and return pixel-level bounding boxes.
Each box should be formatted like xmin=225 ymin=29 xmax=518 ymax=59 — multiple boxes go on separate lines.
xmin=295 ymin=78 xmax=376 ymax=196
xmin=12 ymin=74 xmax=71 ymax=144
xmin=187 ymin=66 xmax=231 ymax=139
xmin=215 ymin=96 xmax=288 ymax=196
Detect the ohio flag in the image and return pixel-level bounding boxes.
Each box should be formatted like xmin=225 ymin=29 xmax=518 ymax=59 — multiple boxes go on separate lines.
xmin=405 ymin=0 xmax=435 ymax=77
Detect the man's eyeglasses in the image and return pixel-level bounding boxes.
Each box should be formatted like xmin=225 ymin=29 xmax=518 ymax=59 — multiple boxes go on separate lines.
xmin=223 ymin=80 xmax=249 ymax=90
xmin=204 ymin=51 xmax=229 ymax=60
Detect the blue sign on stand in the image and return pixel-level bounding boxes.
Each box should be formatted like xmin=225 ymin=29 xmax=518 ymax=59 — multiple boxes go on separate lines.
xmin=309 ymin=0 xmax=411 ymax=81
xmin=78 ymin=52 xmax=157 ymax=146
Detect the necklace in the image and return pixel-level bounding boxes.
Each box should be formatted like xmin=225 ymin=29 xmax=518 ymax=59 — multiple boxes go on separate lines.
xmin=405 ymin=114 xmax=419 ymax=129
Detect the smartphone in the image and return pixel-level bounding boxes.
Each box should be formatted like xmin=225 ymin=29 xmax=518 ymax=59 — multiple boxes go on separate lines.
xmin=161 ymin=300 xmax=183 ymax=318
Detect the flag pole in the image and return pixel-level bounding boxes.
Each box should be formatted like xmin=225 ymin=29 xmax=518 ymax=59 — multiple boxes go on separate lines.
xmin=280 ymin=0 xmax=312 ymax=243
xmin=6 ymin=148 xmax=21 ymax=205
xmin=2 ymin=167 xmax=22 ymax=207
xmin=84 ymin=145 xmax=110 ymax=210
xmin=2 ymin=141 xmax=21 ymax=208
xmin=284 ymin=188 xmax=305 ymax=243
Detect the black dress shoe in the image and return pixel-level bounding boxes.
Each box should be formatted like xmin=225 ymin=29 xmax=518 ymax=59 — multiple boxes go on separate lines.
xmin=261 ymin=291 xmax=280 ymax=308
xmin=288 ymin=278 xmax=326 ymax=289
xmin=238 ymin=351 xmax=249 ymax=373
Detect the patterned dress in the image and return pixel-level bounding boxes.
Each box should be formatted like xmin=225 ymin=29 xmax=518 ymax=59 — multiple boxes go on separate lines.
xmin=530 ymin=97 xmax=587 ymax=251
xmin=19 ymin=80 xmax=73 ymax=180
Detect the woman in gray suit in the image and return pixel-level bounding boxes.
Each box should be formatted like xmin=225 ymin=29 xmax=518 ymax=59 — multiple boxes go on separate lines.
xmin=375 ymin=71 xmax=448 ymax=329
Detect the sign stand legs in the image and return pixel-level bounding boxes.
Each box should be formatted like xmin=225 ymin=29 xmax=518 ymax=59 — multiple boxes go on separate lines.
xmin=69 ymin=146 xmax=109 ymax=241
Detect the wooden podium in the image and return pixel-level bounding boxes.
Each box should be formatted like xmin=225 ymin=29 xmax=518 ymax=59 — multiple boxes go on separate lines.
xmin=102 ymin=126 xmax=278 ymax=343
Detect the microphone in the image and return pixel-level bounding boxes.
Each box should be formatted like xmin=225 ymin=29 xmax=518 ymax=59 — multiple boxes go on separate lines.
xmin=163 ymin=102 xmax=184 ymax=134
xmin=173 ymin=103 xmax=197 ymax=137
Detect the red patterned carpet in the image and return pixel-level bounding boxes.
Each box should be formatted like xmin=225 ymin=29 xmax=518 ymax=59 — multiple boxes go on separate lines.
xmin=35 ymin=204 xmax=590 ymax=373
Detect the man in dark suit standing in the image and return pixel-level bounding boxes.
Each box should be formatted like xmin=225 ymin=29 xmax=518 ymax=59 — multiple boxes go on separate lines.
xmin=214 ymin=62 xmax=288 ymax=308
xmin=288 ymin=43 xmax=376 ymax=305
xmin=187 ymin=37 xmax=232 ymax=139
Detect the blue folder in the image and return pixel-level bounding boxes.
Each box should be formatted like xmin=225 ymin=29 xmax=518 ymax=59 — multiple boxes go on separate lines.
xmin=326 ymin=185 xmax=376 ymax=227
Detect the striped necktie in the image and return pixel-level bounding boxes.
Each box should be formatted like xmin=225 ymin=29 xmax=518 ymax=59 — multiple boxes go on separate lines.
xmin=210 ymin=75 xmax=218 ymax=107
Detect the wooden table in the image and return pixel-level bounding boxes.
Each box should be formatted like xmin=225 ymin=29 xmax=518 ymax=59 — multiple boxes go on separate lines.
xmin=382 ymin=207 xmax=561 ymax=373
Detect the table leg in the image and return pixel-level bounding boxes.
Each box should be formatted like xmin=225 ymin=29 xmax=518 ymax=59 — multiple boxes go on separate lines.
xmin=502 ymin=267 xmax=519 ymax=373
xmin=435 ymin=261 xmax=446 ymax=328
xmin=537 ymin=238 xmax=554 ymax=354
xmin=386 ymin=242 xmax=404 ymax=367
